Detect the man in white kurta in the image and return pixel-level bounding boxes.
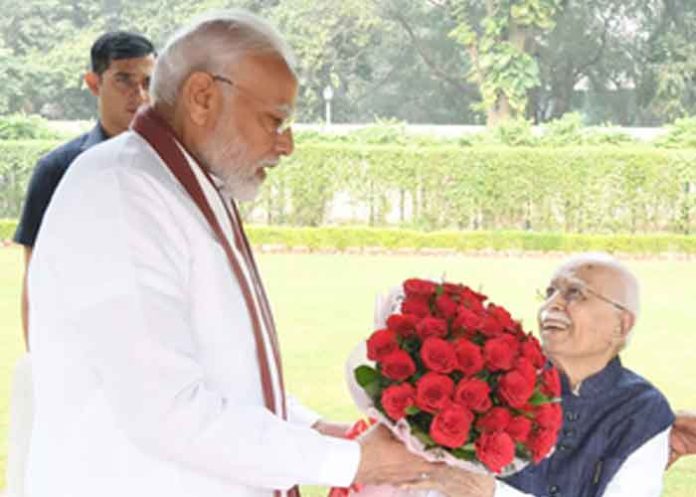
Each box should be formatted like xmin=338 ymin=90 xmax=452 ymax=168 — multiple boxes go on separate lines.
xmin=25 ymin=10 xmax=436 ymax=497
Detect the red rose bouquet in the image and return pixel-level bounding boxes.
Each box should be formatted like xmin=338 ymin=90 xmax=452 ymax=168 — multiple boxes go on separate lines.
xmin=348 ymin=278 xmax=562 ymax=477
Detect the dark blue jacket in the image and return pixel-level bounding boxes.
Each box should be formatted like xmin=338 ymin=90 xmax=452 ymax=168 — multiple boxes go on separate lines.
xmin=14 ymin=123 xmax=109 ymax=247
xmin=504 ymin=357 xmax=673 ymax=497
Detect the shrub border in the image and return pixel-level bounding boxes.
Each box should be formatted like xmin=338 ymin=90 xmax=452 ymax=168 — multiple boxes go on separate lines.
xmin=2 ymin=220 xmax=693 ymax=255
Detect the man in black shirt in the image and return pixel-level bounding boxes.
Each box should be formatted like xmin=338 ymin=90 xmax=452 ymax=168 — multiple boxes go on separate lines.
xmin=14 ymin=31 xmax=156 ymax=348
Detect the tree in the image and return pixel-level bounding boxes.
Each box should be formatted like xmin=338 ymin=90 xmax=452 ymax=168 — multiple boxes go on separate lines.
xmin=380 ymin=0 xmax=560 ymax=125
xmin=638 ymin=0 xmax=696 ymax=122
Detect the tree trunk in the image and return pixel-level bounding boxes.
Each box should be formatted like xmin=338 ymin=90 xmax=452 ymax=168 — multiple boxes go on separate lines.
xmin=487 ymin=93 xmax=512 ymax=125
xmin=486 ymin=22 xmax=527 ymax=125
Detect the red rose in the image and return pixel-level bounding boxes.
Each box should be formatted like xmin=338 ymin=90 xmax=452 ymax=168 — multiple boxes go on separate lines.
xmin=535 ymin=403 xmax=563 ymax=430
xmin=506 ymin=415 xmax=533 ymax=443
xmin=386 ymin=314 xmax=419 ymax=339
xmin=435 ymin=293 xmax=459 ymax=319
xmin=459 ymin=287 xmax=487 ymax=313
xmin=453 ymin=339 xmax=485 ymax=376
xmin=453 ymin=378 xmax=492 ymax=413
xmin=479 ymin=314 xmax=505 ymax=337
xmin=367 ymin=329 xmax=399 ymax=361
xmin=476 ymin=406 xmax=512 ymax=432
xmin=442 ymin=282 xmax=465 ymax=295
xmin=404 ymin=278 xmax=437 ymax=299
xmin=381 ymin=383 xmax=416 ymax=421
xmin=498 ymin=369 xmax=535 ymax=408
xmin=514 ymin=356 xmax=538 ymax=386
xmin=401 ymin=296 xmax=431 ymax=317
xmin=380 ymin=350 xmax=417 ymax=381
xmin=429 ymin=404 xmax=474 ymax=449
xmin=520 ymin=337 xmax=546 ymax=369
xmin=416 ymin=317 xmax=449 ymax=340
xmin=420 ymin=337 xmax=458 ymax=374
xmin=541 ymin=368 xmax=561 ymax=398
xmin=415 ymin=372 xmax=454 ymax=413
xmin=483 ymin=335 xmax=519 ymax=371
xmin=509 ymin=321 xmax=528 ymax=340
xmin=453 ymin=306 xmax=483 ymax=334
xmin=488 ymin=304 xmax=516 ymax=330
xmin=475 ymin=431 xmax=516 ymax=474
xmin=527 ymin=427 xmax=558 ymax=463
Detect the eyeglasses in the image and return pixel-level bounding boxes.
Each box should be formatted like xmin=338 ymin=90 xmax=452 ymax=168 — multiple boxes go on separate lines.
xmin=537 ymin=282 xmax=630 ymax=313
xmin=212 ymin=74 xmax=295 ymax=135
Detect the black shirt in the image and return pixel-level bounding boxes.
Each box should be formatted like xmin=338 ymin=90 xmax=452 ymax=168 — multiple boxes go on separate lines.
xmin=14 ymin=123 xmax=109 ymax=247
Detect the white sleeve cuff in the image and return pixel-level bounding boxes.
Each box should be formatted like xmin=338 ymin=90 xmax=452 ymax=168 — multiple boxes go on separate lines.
xmin=287 ymin=394 xmax=323 ymax=427
xmin=312 ymin=437 xmax=361 ymax=487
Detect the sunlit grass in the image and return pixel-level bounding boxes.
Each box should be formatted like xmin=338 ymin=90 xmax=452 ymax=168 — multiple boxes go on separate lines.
xmin=1 ymin=246 xmax=694 ymax=494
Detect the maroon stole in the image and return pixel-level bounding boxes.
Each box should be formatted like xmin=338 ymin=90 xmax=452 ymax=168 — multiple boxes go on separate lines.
xmin=132 ymin=107 xmax=297 ymax=497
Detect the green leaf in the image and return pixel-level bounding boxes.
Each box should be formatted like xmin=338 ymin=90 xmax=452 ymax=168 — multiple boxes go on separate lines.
xmin=528 ymin=391 xmax=552 ymax=406
xmin=411 ymin=426 xmax=437 ymax=448
xmin=355 ymin=365 xmax=380 ymax=389
xmin=450 ymin=447 xmax=477 ymax=460
xmin=405 ymin=405 xmax=421 ymax=416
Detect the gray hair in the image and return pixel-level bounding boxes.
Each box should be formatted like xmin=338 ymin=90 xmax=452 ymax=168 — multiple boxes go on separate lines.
xmin=150 ymin=9 xmax=296 ymax=106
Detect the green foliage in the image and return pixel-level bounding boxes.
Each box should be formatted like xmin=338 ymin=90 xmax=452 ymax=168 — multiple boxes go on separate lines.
xmin=448 ymin=0 xmax=560 ymax=122
xmin=6 ymin=215 xmax=687 ymax=252
xmin=0 ymin=114 xmax=62 ymax=140
xmin=0 ymin=219 xmax=17 ymax=241
xmin=539 ymin=113 xmax=585 ymax=146
xmin=641 ymin=4 xmax=696 ymax=123
xmin=4 ymin=139 xmax=695 ymax=235
xmin=2 ymin=0 xmax=694 ymax=127
xmin=656 ymin=117 xmax=696 ymax=149
xmin=489 ymin=118 xmax=537 ymax=146
xmin=0 ymin=139 xmax=59 ymax=218
xmin=538 ymin=113 xmax=637 ymax=147
xmin=246 ymin=226 xmax=696 ymax=254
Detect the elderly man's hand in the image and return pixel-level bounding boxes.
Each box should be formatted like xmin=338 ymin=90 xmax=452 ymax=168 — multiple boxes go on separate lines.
xmin=402 ymin=465 xmax=496 ymax=497
xmin=669 ymin=411 xmax=696 ymax=468
xmin=353 ymin=424 xmax=441 ymax=486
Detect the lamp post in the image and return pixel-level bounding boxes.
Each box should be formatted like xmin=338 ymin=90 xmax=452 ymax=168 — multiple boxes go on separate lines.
xmin=322 ymin=85 xmax=334 ymax=126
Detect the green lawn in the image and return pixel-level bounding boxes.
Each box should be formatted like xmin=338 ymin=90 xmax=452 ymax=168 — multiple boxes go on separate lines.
xmin=1 ymin=246 xmax=694 ymax=495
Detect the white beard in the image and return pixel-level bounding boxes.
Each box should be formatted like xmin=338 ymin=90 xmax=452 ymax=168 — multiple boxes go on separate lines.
xmin=202 ymin=133 xmax=264 ymax=202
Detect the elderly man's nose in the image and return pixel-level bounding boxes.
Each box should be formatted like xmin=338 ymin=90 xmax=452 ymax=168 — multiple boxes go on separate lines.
xmin=547 ymin=292 xmax=565 ymax=310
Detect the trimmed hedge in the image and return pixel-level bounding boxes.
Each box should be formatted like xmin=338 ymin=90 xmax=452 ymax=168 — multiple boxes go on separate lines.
xmin=1 ymin=218 xmax=692 ymax=253
xmin=0 ymin=140 xmax=59 ymax=218
xmin=251 ymin=143 xmax=695 ymax=233
xmin=245 ymin=226 xmax=696 ymax=254
xmin=2 ymin=140 xmax=695 ymax=234
xmin=0 ymin=218 xmax=16 ymax=241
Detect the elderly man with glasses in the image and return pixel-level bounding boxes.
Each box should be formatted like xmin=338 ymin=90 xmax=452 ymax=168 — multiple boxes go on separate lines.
xmin=24 ymin=9 xmax=439 ymax=497
xmin=410 ymin=253 xmax=674 ymax=497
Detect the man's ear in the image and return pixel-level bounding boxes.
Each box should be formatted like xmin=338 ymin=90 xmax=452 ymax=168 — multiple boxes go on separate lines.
xmin=181 ymin=72 xmax=219 ymax=127
xmin=618 ymin=311 xmax=635 ymax=338
xmin=84 ymin=72 xmax=101 ymax=97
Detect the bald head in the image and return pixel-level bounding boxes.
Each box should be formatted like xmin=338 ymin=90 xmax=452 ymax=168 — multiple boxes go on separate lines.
xmin=554 ymin=252 xmax=640 ymax=321
xmin=539 ymin=253 xmax=641 ymax=379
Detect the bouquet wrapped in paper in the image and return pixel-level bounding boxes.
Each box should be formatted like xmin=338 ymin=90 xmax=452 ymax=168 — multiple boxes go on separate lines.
xmin=341 ymin=278 xmax=562 ymax=496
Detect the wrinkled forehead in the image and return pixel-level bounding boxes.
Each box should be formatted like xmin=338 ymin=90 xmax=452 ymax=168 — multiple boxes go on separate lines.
xmin=551 ymin=260 xmax=626 ymax=297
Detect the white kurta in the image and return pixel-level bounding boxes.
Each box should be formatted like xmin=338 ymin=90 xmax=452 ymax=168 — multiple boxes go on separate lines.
xmin=26 ymin=131 xmax=360 ymax=497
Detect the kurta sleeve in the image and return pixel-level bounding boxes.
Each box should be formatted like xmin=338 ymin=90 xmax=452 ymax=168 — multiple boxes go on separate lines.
xmin=601 ymin=428 xmax=670 ymax=497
